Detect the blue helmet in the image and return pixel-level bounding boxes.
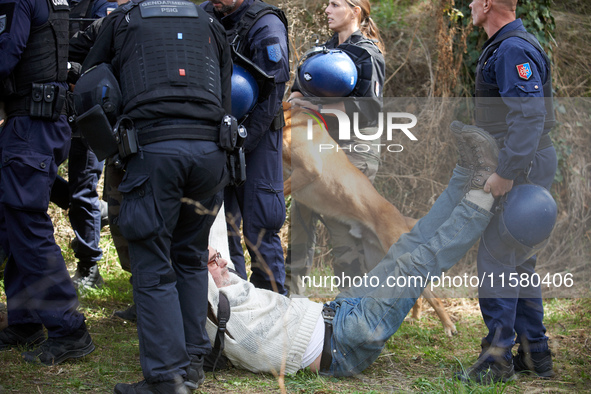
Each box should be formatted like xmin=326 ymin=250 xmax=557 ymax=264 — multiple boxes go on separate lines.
xmin=298 ymin=47 xmax=358 ymax=97
xmin=482 ymin=184 xmax=557 ymax=266
xmin=231 ymin=64 xmax=259 ymax=120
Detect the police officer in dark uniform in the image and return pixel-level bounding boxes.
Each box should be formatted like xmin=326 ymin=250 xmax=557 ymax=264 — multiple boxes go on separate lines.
xmin=456 ymin=0 xmax=557 ymax=383
xmin=0 ymin=0 xmax=94 ymax=365
xmin=81 ymin=0 xmax=232 ymax=390
xmin=69 ymin=0 xmax=134 ymax=296
xmin=202 ymin=0 xmax=290 ymax=295
xmin=288 ymin=0 xmax=385 ymax=293
xmin=66 ymin=0 xmax=117 ymax=289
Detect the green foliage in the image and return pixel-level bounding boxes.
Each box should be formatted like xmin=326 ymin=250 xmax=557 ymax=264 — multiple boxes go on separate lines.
xmin=372 ymin=0 xmax=415 ymax=29
xmin=452 ymin=0 xmax=556 ymax=94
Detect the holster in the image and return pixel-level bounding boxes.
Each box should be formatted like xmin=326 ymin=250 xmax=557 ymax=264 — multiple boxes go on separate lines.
xmin=114 ymin=116 xmax=138 ymax=159
xmin=30 ymin=83 xmax=66 ymax=121
xmin=228 ymin=147 xmax=246 ymax=187
xmin=219 ymin=115 xmax=238 ymax=151
xmin=228 ymin=125 xmax=247 ymax=187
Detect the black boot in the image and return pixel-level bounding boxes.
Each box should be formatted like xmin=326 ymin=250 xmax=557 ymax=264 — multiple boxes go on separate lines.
xmin=185 ymin=355 xmax=205 ymax=389
xmin=114 ymin=375 xmax=190 ymax=394
xmin=513 ymin=349 xmax=554 ymax=378
xmin=454 ymin=341 xmax=515 ymax=384
xmin=72 ymin=262 xmax=104 ymax=290
xmin=0 ymin=323 xmax=45 ymax=350
xmin=113 ymin=304 xmax=137 ymax=323
xmin=21 ymin=322 xmax=94 ymax=365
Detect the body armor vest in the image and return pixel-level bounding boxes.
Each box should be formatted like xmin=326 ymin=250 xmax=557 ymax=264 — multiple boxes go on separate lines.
xmin=117 ymin=0 xmax=223 ymax=115
xmin=336 ymin=37 xmax=382 ymax=100
xmin=7 ymin=0 xmax=69 ymax=98
xmin=203 ymin=0 xmax=287 ymax=58
xmin=475 ymin=30 xmax=556 ymax=136
xmin=69 ymin=0 xmax=96 ymax=37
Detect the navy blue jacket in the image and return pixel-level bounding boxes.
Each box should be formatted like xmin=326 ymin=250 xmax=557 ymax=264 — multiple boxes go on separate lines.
xmin=202 ymin=0 xmax=289 ymax=153
xmin=478 ymin=19 xmax=551 ymax=180
xmin=0 ymin=0 xmax=50 ymax=79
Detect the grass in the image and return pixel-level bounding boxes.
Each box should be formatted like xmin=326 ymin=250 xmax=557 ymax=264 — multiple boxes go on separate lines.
xmin=1 ymin=207 xmax=590 ymax=392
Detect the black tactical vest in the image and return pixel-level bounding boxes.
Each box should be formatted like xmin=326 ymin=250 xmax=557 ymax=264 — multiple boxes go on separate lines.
xmin=69 ymin=0 xmax=96 ymax=37
xmin=203 ymin=0 xmax=287 ymax=57
xmin=116 ymin=0 xmax=223 ymax=115
xmin=475 ymin=30 xmax=555 ymax=135
xmin=335 ymin=37 xmax=383 ymax=100
xmin=7 ymin=0 xmax=69 ymax=97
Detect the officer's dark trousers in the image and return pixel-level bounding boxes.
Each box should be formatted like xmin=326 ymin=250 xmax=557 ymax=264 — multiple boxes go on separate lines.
xmin=477 ymin=145 xmax=558 ymax=359
xmin=0 ymin=116 xmax=84 ymax=336
xmin=225 ymin=127 xmax=287 ymax=295
xmin=117 ymin=138 xmax=226 ymax=383
xmin=68 ymin=136 xmax=104 ymax=264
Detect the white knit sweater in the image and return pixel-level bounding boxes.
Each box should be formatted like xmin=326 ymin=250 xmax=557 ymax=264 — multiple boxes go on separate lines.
xmin=206 ymin=273 xmax=323 ymax=375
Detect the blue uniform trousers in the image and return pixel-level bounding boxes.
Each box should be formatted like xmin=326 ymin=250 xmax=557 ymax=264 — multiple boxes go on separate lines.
xmin=117 ymin=138 xmax=226 ymax=383
xmin=477 ymin=145 xmax=558 ymax=359
xmin=0 ymin=115 xmax=84 ymax=337
xmin=224 ymin=127 xmax=287 ymax=295
xmin=68 ymin=136 xmax=104 ymax=263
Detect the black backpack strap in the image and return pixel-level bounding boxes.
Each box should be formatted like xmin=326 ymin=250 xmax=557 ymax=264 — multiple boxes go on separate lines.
xmin=231 ymin=0 xmax=288 ymax=53
xmin=210 ymin=292 xmax=231 ymax=373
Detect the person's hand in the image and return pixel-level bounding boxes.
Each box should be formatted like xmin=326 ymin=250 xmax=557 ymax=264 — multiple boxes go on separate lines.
xmin=484 ymin=173 xmax=513 ymax=198
xmin=288 ymin=97 xmax=319 ymax=111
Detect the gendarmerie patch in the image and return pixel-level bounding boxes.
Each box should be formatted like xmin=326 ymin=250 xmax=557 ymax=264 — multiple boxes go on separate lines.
xmin=139 ymin=0 xmax=198 ymax=18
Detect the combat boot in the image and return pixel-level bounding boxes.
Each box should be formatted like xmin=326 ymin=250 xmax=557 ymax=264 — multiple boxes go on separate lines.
xmin=513 ymin=349 xmax=555 ymax=378
xmin=185 ymin=355 xmax=205 ymax=390
xmin=114 ymin=375 xmax=191 ymax=394
xmin=450 ymin=121 xmax=500 ymax=189
xmin=22 ymin=322 xmax=94 ymax=365
xmin=72 ymin=262 xmax=104 ymax=290
xmin=113 ymin=304 xmax=137 ymax=323
xmin=0 ymin=324 xmax=45 ymax=350
xmin=454 ymin=341 xmax=515 ymax=384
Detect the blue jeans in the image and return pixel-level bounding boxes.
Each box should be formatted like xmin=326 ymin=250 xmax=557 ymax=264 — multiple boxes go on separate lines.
xmin=327 ymin=166 xmax=494 ymax=376
xmin=118 ymin=138 xmax=227 ymax=383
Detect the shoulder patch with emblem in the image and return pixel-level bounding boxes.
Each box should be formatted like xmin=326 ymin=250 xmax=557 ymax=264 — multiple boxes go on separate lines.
xmin=0 ymin=14 xmax=6 ymax=34
xmin=0 ymin=3 xmax=16 ymax=35
xmin=516 ymin=62 xmax=532 ymax=80
xmin=266 ymin=43 xmax=282 ymax=63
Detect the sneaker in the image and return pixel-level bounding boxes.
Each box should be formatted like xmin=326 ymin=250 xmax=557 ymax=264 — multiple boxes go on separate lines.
xmin=114 ymin=376 xmax=191 ymax=394
xmin=513 ymin=349 xmax=554 ymax=378
xmin=0 ymin=324 xmax=45 ymax=350
xmin=185 ymin=355 xmax=205 ymax=390
xmin=114 ymin=304 xmax=137 ymax=323
xmin=72 ymin=263 xmax=104 ymax=290
xmin=450 ymin=121 xmax=500 ymax=189
xmin=455 ymin=356 xmax=516 ymax=384
xmin=22 ymin=323 xmax=95 ymax=365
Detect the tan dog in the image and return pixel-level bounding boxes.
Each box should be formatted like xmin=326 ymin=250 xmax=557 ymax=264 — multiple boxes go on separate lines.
xmin=282 ymin=102 xmax=457 ymax=336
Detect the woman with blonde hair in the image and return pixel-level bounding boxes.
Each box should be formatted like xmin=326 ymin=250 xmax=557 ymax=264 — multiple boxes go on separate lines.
xmin=287 ymin=0 xmax=386 ymax=293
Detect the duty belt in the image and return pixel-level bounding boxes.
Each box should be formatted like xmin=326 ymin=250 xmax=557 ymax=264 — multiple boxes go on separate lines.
xmin=319 ymin=304 xmax=335 ymax=373
xmin=137 ymin=122 xmax=218 ymax=146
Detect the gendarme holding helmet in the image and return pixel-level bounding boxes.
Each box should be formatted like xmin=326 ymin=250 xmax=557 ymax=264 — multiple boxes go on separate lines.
xmin=287 ymin=0 xmax=386 ymax=293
